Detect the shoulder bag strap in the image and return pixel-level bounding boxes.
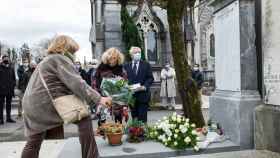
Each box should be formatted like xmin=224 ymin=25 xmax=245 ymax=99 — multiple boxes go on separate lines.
xmin=37 ymin=64 xmax=55 ymax=103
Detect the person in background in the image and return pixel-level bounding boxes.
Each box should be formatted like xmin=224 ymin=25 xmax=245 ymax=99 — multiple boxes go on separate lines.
xmin=124 ymin=46 xmax=154 ymax=123
xmin=75 ymin=61 xmax=87 ymax=81
xmin=86 ymin=59 xmax=99 ymax=115
xmin=21 ymin=35 xmax=111 ymax=158
xmin=17 ymin=61 xmax=37 ymax=118
xmin=192 ymin=64 xmax=203 ymax=91
xmin=86 ymin=59 xmax=99 ymax=86
xmin=0 ymin=55 xmax=16 ymax=124
xmin=160 ymin=62 xmax=177 ymax=110
xmin=92 ymin=48 xmax=127 ymax=126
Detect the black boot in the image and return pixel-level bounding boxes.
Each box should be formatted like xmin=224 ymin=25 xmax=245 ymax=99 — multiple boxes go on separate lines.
xmin=0 ymin=119 xmax=3 ymax=125
xmin=6 ymin=118 xmax=16 ymax=123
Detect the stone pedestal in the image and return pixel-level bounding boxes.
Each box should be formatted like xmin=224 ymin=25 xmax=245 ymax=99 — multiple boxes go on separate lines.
xmin=254 ymin=105 xmax=280 ymax=153
xmin=254 ymin=0 xmax=280 ymax=154
xmin=210 ymin=0 xmax=261 ymax=149
xmin=210 ymin=90 xmax=260 ymax=149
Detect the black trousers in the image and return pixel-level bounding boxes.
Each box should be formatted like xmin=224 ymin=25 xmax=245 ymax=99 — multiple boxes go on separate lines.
xmin=131 ymin=101 xmax=148 ymax=123
xmin=0 ymin=95 xmax=13 ymax=120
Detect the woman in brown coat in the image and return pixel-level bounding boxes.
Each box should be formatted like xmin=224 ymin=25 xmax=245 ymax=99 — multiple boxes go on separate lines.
xmin=21 ymin=35 xmax=111 ymax=158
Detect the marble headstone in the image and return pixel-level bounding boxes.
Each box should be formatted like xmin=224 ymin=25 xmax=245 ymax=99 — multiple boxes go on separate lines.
xmin=214 ymin=1 xmax=241 ymax=91
xmin=262 ymin=0 xmax=280 ymax=106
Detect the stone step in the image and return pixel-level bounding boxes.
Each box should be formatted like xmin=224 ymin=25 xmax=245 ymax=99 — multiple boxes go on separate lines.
xmin=57 ymin=136 xmax=240 ymax=158
xmin=0 ymin=140 xmax=65 ymax=158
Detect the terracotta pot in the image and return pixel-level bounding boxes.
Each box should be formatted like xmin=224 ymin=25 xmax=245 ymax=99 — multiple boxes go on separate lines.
xmin=106 ymin=132 xmax=123 ymax=146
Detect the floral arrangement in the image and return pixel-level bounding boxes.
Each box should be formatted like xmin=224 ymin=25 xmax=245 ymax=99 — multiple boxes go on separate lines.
xmin=100 ymin=122 xmax=124 ymax=135
xmin=100 ymin=122 xmax=124 ymax=146
xmin=101 ymin=77 xmax=135 ymax=107
xmin=125 ymin=119 xmax=146 ymax=143
xmin=147 ymin=113 xmax=199 ymax=151
xmin=207 ymin=119 xmax=224 ymax=135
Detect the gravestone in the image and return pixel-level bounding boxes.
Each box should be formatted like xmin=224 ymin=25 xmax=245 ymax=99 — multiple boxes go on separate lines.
xmin=254 ymin=0 xmax=280 ymax=153
xmin=209 ymin=0 xmax=261 ymax=149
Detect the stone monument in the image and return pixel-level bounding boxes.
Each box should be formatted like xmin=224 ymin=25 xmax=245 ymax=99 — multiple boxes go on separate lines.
xmin=254 ymin=0 xmax=280 ymax=153
xmin=209 ymin=0 xmax=261 ymax=149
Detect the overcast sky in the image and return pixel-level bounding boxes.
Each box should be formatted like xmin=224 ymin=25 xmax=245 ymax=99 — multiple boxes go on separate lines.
xmin=0 ymin=0 xmax=93 ymax=61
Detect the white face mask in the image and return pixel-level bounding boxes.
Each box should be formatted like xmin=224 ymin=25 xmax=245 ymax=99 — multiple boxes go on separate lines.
xmin=194 ymin=67 xmax=199 ymax=71
xmin=133 ymin=53 xmax=141 ymax=61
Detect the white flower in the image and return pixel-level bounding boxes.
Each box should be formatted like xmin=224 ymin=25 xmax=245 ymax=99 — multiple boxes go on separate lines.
xmin=174 ymin=141 xmax=178 ymax=146
xmin=166 ymin=130 xmax=172 ymax=137
xmin=154 ymin=131 xmax=158 ymax=136
xmin=158 ymin=135 xmax=165 ymax=141
xmin=163 ymin=116 xmax=168 ymax=120
xmin=192 ymin=130 xmax=198 ymax=135
xmin=168 ymin=137 xmax=171 ymax=141
xmin=173 ymin=112 xmax=177 ymax=116
xmin=184 ymin=137 xmax=191 ymax=144
xmin=165 ymin=142 xmax=168 ymax=146
xmin=185 ymin=118 xmax=190 ymax=123
xmin=196 ymin=136 xmax=200 ymax=141
xmin=174 ymin=134 xmax=178 ymax=138
xmin=172 ymin=116 xmax=177 ymax=121
xmin=181 ymin=127 xmax=187 ymax=134
xmin=175 ymin=129 xmax=179 ymax=133
xmin=194 ymin=146 xmax=199 ymax=151
xmin=177 ymin=118 xmax=182 ymax=123
xmin=158 ymin=120 xmax=161 ymax=122
xmin=191 ymin=123 xmax=196 ymax=128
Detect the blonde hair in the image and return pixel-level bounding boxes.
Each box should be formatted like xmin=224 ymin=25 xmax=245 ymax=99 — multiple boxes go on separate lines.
xmin=129 ymin=46 xmax=141 ymax=55
xmin=47 ymin=35 xmax=79 ymax=54
xmin=101 ymin=48 xmax=124 ymax=65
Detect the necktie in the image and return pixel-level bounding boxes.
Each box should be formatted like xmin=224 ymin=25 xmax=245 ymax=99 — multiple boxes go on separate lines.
xmin=133 ymin=62 xmax=137 ymax=75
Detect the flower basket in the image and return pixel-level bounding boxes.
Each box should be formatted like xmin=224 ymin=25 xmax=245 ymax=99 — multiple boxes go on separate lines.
xmin=101 ymin=123 xmax=124 ymax=146
xmin=107 ymin=132 xmax=123 ymax=146
xmin=126 ymin=120 xmax=146 ymax=143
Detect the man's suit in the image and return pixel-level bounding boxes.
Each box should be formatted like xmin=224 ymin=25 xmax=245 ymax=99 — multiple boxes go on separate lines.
xmin=124 ymin=60 xmax=154 ymax=123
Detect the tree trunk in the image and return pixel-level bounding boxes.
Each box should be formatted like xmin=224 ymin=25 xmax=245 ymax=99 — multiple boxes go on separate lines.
xmin=167 ymin=0 xmax=205 ymax=127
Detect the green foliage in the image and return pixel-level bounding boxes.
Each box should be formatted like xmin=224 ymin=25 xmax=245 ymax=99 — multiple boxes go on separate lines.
xmin=101 ymin=78 xmax=135 ymax=108
xmin=120 ymin=6 xmax=145 ymax=61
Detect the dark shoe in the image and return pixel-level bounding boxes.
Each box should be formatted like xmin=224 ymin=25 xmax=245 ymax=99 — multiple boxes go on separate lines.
xmin=6 ymin=118 xmax=16 ymax=123
xmin=0 ymin=120 xmax=3 ymax=125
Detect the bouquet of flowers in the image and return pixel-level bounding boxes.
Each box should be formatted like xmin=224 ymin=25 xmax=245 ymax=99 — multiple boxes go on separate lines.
xmin=147 ymin=113 xmax=199 ymax=151
xmin=101 ymin=77 xmax=135 ymax=107
xmin=125 ymin=119 xmax=146 ymax=143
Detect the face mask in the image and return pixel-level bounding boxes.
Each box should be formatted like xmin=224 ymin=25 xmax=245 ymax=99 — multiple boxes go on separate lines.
xmin=92 ymin=64 xmax=98 ymax=69
xmin=75 ymin=65 xmax=81 ymax=70
xmin=133 ymin=53 xmax=141 ymax=61
xmin=165 ymin=65 xmax=170 ymax=69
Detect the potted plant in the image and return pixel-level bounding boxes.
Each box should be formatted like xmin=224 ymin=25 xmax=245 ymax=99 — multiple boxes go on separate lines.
xmin=126 ymin=119 xmax=146 ymax=143
xmin=101 ymin=123 xmax=124 ymax=146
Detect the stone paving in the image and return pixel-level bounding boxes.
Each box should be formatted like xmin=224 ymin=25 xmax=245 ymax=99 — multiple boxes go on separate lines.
xmin=172 ymin=150 xmax=280 ymax=158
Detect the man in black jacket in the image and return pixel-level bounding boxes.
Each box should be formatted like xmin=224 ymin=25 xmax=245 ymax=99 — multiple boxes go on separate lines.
xmin=0 ymin=55 xmax=16 ymax=124
xmin=124 ymin=47 xmax=154 ymax=123
xmin=17 ymin=62 xmax=36 ymax=118
xmin=192 ymin=64 xmax=203 ymax=90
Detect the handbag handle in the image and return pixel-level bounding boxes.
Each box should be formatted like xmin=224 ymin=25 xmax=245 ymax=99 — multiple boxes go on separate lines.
xmin=37 ymin=64 xmax=55 ymax=103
